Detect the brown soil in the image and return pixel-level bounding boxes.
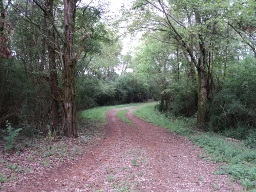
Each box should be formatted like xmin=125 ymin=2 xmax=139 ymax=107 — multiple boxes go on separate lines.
xmin=3 ymin=106 xmax=244 ymax=192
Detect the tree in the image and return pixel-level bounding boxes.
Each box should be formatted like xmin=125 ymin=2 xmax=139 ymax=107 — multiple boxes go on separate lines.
xmin=0 ymin=0 xmax=12 ymax=58
xmin=225 ymin=0 xmax=256 ymax=57
xmin=61 ymin=0 xmax=77 ymax=137
xmin=10 ymin=0 xmax=110 ymax=137
xmin=128 ymin=0 xmax=232 ymax=126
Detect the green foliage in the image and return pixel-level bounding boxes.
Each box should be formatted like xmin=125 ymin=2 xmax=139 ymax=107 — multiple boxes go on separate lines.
xmin=113 ymin=73 xmax=153 ymax=104
xmin=4 ymin=122 xmax=22 ymax=151
xmin=117 ymin=109 xmax=134 ymax=125
xmin=80 ymin=104 xmax=140 ymax=124
xmin=157 ymin=80 xmax=197 ymax=117
xmin=133 ymin=103 xmax=195 ymax=135
xmin=190 ymin=134 xmax=256 ymax=190
xmin=0 ymin=173 xmax=9 ymax=183
xmin=134 ymin=102 xmax=256 ymax=190
xmin=243 ymin=130 xmax=256 ymax=149
xmin=76 ymin=76 xmax=103 ymax=109
xmin=208 ymin=57 xmax=256 ymax=139
xmin=77 ymin=73 xmax=157 ymax=109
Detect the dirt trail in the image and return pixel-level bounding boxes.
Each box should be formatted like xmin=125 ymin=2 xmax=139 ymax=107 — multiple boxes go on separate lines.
xmin=9 ymin=106 xmax=243 ymax=192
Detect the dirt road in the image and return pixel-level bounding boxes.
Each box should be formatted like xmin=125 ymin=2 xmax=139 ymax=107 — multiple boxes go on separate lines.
xmin=9 ymin=106 xmax=243 ymax=192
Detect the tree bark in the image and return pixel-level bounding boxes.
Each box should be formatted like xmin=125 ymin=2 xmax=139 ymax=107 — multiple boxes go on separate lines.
xmin=45 ymin=0 xmax=60 ymax=132
xmin=62 ymin=0 xmax=77 ymax=137
xmin=0 ymin=0 xmax=11 ymax=58
xmin=196 ymin=65 xmax=208 ymax=126
xmin=195 ymin=11 xmax=209 ymax=126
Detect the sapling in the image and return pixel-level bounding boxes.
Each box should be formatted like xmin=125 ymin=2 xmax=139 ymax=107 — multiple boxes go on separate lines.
xmin=4 ymin=122 xmax=22 ymax=151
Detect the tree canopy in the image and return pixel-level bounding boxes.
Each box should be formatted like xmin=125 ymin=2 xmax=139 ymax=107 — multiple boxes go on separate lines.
xmin=0 ymin=0 xmax=255 ymax=143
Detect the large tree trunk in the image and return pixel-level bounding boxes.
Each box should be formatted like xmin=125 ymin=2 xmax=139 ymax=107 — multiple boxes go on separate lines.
xmin=62 ymin=0 xmax=77 ymax=137
xmin=46 ymin=0 xmax=60 ymax=132
xmin=49 ymin=47 xmax=59 ymax=132
xmin=196 ymin=65 xmax=208 ymax=126
xmin=0 ymin=0 xmax=11 ymax=58
xmin=195 ymin=12 xmax=209 ymax=126
xmin=196 ymin=39 xmax=210 ymax=126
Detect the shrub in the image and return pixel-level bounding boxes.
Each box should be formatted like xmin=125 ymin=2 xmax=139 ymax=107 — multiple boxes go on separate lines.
xmin=157 ymin=80 xmax=197 ymax=117
xmin=208 ymin=56 xmax=256 ymax=138
xmin=4 ymin=122 xmax=22 ymax=151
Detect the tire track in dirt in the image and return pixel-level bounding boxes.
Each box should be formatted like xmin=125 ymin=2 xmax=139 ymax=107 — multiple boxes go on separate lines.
xmin=9 ymin=106 xmax=243 ymax=192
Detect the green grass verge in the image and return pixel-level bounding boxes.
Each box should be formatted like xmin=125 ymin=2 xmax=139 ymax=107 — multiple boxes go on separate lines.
xmin=133 ymin=102 xmax=256 ymax=191
xmin=133 ymin=103 xmax=195 ymax=136
xmin=191 ymin=134 xmax=256 ymax=191
xmin=116 ymin=109 xmax=134 ymax=125
xmin=80 ymin=103 xmax=140 ymax=124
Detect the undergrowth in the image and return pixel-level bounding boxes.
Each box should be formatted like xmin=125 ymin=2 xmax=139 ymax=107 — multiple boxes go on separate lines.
xmin=133 ymin=103 xmax=195 ymax=136
xmin=4 ymin=122 xmax=22 ymax=152
xmin=133 ymin=102 xmax=256 ymax=191
xmin=191 ymin=134 xmax=256 ymax=191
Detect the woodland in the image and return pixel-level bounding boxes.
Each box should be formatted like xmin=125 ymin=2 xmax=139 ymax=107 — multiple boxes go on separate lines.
xmin=0 ymin=0 xmax=256 ymax=147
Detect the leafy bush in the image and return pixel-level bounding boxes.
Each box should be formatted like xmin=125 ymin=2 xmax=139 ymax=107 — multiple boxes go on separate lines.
xmin=76 ymin=76 xmax=101 ymax=109
xmin=157 ymin=80 xmax=197 ymax=117
xmin=208 ymin=57 xmax=256 ymax=139
xmin=243 ymin=129 xmax=256 ymax=149
xmin=113 ymin=73 xmax=152 ymax=104
xmin=4 ymin=122 xmax=22 ymax=151
xmin=76 ymin=73 xmax=157 ymax=109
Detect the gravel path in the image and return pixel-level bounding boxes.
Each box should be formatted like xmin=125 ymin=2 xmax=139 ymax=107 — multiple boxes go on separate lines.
xmin=8 ymin=106 xmax=243 ymax=192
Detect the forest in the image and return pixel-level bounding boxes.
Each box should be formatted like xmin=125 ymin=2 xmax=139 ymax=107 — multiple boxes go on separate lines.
xmin=0 ymin=0 xmax=256 ymax=147
xmin=0 ymin=0 xmax=256 ymax=190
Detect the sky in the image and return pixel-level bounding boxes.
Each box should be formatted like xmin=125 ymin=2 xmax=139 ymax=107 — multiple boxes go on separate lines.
xmin=80 ymin=0 xmax=139 ymax=55
xmin=100 ymin=0 xmax=139 ymax=54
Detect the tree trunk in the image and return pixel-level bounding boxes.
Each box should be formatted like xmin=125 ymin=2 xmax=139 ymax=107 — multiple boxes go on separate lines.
xmin=62 ymin=0 xmax=77 ymax=137
xmin=196 ymin=66 xmax=208 ymax=126
xmin=45 ymin=0 xmax=60 ymax=132
xmin=195 ymin=11 xmax=209 ymax=126
xmin=49 ymin=48 xmax=59 ymax=132
xmin=0 ymin=0 xmax=11 ymax=58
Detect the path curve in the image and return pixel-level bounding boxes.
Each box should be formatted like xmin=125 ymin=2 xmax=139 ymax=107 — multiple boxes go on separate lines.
xmin=10 ymin=106 xmax=243 ymax=192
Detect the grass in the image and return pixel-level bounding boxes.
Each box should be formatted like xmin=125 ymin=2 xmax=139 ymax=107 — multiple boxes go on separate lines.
xmin=79 ymin=104 xmax=140 ymax=129
xmin=133 ymin=102 xmax=256 ymax=191
xmin=80 ymin=103 xmax=140 ymax=126
xmin=133 ymin=103 xmax=195 ymax=136
xmin=0 ymin=173 xmax=9 ymax=183
xmin=117 ymin=109 xmax=134 ymax=125
xmin=191 ymin=134 xmax=256 ymax=190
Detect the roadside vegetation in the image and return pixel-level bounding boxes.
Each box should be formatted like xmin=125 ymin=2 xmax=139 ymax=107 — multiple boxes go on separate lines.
xmin=116 ymin=109 xmax=134 ymax=125
xmin=1 ymin=0 xmax=256 ymax=191
xmin=80 ymin=104 xmax=140 ymax=124
xmin=134 ymin=103 xmax=256 ymax=191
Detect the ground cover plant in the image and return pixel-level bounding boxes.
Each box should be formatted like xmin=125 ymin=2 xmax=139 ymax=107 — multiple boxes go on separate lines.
xmin=133 ymin=103 xmax=195 ymax=136
xmin=133 ymin=103 xmax=256 ymax=191
xmin=116 ymin=109 xmax=134 ymax=125
xmin=80 ymin=103 xmax=140 ymax=124
xmin=0 ymin=133 xmax=100 ymax=190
